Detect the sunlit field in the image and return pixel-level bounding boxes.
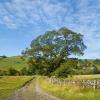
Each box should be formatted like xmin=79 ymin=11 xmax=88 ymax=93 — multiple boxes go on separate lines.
xmin=0 ymin=76 xmax=33 ymax=100
xmin=0 ymin=75 xmax=100 ymax=100
xmin=39 ymin=76 xmax=100 ymax=100
xmin=73 ymin=74 xmax=100 ymax=79
xmin=68 ymin=74 xmax=100 ymax=79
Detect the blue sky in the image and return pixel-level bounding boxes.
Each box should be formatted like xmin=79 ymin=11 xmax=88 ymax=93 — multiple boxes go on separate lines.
xmin=0 ymin=0 xmax=100 ymax=59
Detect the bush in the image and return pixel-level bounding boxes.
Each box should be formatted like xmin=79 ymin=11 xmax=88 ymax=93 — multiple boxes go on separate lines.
xmin=20 ymin=56 xmax=25 ymax=61
xmin=8 ymin=68 xmax=20 ymax=76
xmin=52 ymin=63 xmax=73 ymax=77
xmin=0 ymin=70 xmax=9 ymax=76
xmin=21 ymin=67 xmax=28 ymax=75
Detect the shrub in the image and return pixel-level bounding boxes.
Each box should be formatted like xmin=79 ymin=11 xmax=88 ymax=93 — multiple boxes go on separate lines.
xmin=8 ymin=68 xmax=20 ymax=76
xmin=52 ymin=63 xmax=73 ymax=77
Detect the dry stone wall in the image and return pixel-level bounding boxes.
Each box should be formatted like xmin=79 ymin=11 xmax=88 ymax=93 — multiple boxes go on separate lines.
xmin=49 ymin=78 xmax=100 ymax=89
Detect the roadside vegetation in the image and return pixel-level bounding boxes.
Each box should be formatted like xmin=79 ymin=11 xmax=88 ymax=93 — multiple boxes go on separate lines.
xmin=71 ymin=74 xmax=100 ymax=79
xmin=39 ymin=76 xmax=100 ymax=100
xmin=0 ymin=76 xmax=33 ymax=100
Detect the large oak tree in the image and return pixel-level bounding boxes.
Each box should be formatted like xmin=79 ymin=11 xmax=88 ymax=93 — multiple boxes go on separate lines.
xmin=24 ymin=27 xmax=86 ymax=75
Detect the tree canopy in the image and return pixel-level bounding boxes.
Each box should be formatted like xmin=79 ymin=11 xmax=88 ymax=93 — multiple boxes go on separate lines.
xmin=24 ymin=27 xmax=86 ymax=75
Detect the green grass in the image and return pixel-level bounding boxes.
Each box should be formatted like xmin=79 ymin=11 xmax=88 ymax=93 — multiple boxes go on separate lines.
xmin=68 ymin=74 xmax=100 ymax=79
xmin=0 ymin=76 xmax=33 ymax=100
xmin=39 ymin=76 xmax=100 ymax=100
xmin=0 ymin=56 xmax=29 ymax=71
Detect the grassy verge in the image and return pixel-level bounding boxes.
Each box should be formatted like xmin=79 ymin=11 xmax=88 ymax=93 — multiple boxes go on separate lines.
xmin=0 ymin=76 xmax=33 ymax=100
xmin=71 ymin=74 xmax=100 ymax=79
xmin=39 ymin=77 xmax=100 ymax=100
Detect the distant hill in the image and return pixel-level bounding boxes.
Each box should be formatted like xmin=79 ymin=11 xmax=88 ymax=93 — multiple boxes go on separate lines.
xmin=78 ymin=59 xmax=100 ymax=69
xmin=0 ymin=56 xmax=100 ymax=72
xmin=0 ymin=56 xmax=29 ymax=71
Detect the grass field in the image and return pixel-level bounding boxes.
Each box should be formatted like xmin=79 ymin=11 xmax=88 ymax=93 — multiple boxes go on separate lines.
xmin=0 ymin=75 xmax=100 ymax=100
xmin=0 ymin=56 xmax=100 ymax=71
xmin=39 ymin=76 xmax=100 ymax=100
xmin=72 ymin=74 xmax=100 ymax=79
xmin=68 ymin=74 xmax=100 ymax=79
xmin=0 ymin=76 xmax=33 ymax=100
xmin=0 ymin=56 xmax=29 ymax=71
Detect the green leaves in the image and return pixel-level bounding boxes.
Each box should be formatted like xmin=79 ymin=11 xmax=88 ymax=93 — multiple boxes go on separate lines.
xmin=24 ymin=27 xmax=86 ymax=76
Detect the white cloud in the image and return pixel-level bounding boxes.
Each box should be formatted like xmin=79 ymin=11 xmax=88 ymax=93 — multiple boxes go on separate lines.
xmin=2 ymin=16 xmax=16 ymax=28
xmin=0 ymin=0 xmax=69 ymax=29
xmin=0 ymin=0 xmax=99 ymax=31
xmin=0 ymin=0 xmax=100 ymax=58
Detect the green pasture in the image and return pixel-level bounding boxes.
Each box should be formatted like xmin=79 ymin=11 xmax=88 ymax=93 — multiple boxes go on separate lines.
xmin=0 ymin=76 xmax=33 ymax=100
xmin=0 ymin=56 xmax=29 ymax=71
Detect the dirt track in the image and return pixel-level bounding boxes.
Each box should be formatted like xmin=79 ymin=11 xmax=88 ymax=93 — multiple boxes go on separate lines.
xmin=6 ymin=78 xmax=61 ymax=100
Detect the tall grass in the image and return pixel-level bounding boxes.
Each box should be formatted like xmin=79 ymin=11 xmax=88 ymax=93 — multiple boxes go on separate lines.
xmin=0 ymin=76 xmax=33 ymax=100
xmin=39 ymin=77 xmax=100 ymax=100
xmin=72 ymin=74 xmax=100 ymax=79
